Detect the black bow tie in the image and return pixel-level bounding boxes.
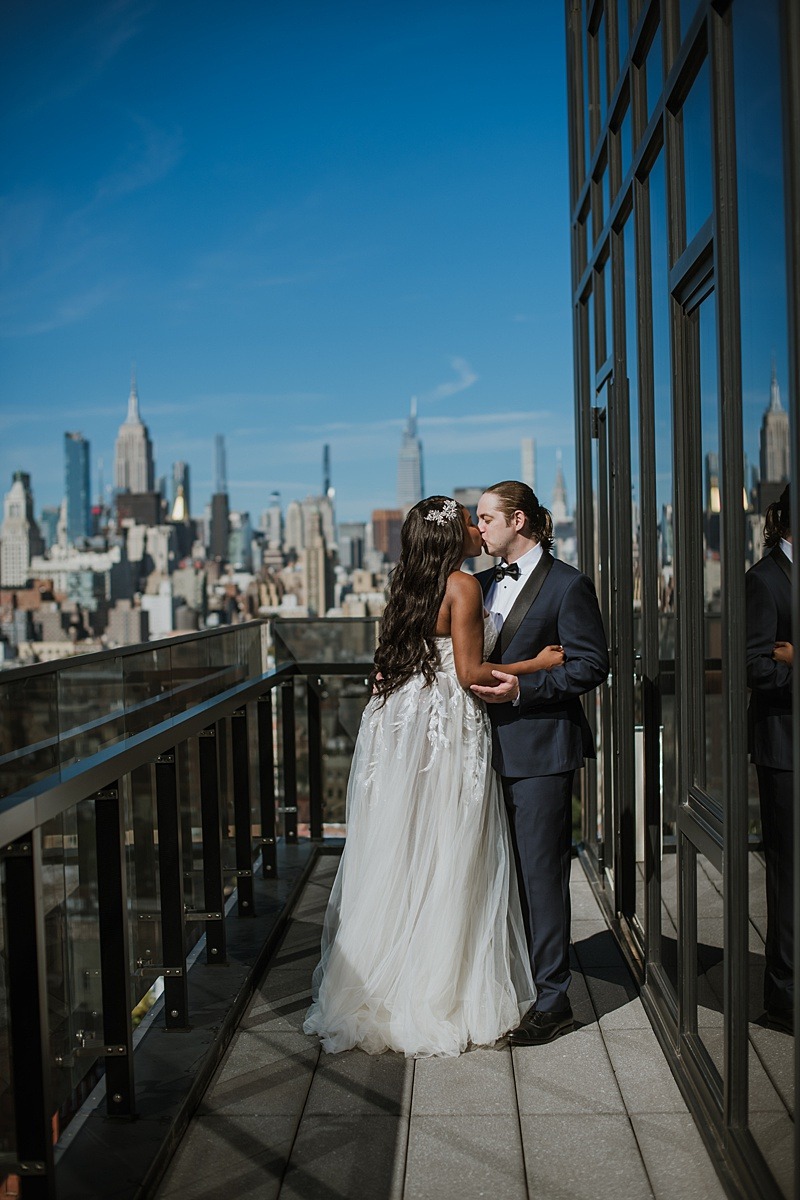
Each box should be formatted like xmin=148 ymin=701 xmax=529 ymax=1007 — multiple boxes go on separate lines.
xmin=494 ymin=562 xmax=520 ymax=583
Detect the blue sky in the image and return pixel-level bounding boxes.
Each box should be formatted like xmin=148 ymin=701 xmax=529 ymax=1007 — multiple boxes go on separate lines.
xmin=0 ymin=0 xmax=576 ymax=524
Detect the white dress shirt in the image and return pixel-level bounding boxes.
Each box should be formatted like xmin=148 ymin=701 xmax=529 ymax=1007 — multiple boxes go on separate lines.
xmin=484 ymin=542 xmax=543 ymax=635
xmin=780 ymin=537 xmax=793 ymax=563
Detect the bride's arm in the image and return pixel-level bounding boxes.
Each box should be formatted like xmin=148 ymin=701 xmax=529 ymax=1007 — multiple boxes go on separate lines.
xmin=448 ymin=574 xmax=564 ymax=688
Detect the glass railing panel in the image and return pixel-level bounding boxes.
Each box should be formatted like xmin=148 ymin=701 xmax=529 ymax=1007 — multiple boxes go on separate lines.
xmin=122 ymin=646 xmax=173 ymax=737
xmin=273 ymin=618 xmax=378 ymax=666
xmin=0 ymin=672 xmax=58 ymax=799
xmin=58 ymin=657 xmax=124 ymax=770
xmin=124 ymin=766 xmax=163 ymax=1015
xmin=42 ymin=802 xmax=105 ymax=1129
xmin=318 ymin=673 xmax=372 ymax=835
xmin=168 ymin=636 xmax=213 ymax=713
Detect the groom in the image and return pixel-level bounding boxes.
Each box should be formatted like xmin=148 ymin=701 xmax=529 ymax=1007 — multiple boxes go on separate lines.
xmin=472 ymin=480 xmax=608 ymax=1044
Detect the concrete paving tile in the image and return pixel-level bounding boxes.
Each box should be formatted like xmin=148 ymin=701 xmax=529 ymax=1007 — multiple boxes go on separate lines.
xmin=749 ymin=1109 xmax=795 ymax=1198
xmin=156 ymin=1113 xmax=295 ymax=1200
xmin=513 ymin=1029 xmax=625 ymax=1114
xmin=569 ymin=882 xmax=605 ymax=920
xmin=241 ymin=970 xmax=313 ymax=1034
xmin=572 ymin=925 xmax=629 ymax=969
xmin=630 ymin=1113 xmax=727 ymax=1200
xmin=748 ymin=1024 xmax=795 ymax=1112
xmin=305 ymin=1047 xmax=414 ymax=1117
xmin=582 ymin=965 xmax=640 ymax=1022
xmin=412 ymin=1045 xmax=514 ymax=1115
xmin=520 ymin=1114 xmax=654 ymax=1200
xmin=404 ymin=1114 xmax=526 ymax=1200
xmin=280 ymin=1113 xmax=407 ymax=1200
xmin=566 ymin=962 xmax=597 ymax=1030
xmin=602 ymin=1029 xmax=687 ymax=1113
xmin=200 ymin=1029 xmax=318 ymax=1116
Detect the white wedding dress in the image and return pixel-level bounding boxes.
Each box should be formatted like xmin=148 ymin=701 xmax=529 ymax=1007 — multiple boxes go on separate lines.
xmin=303 ymin=618 xmax=535 ymax=1057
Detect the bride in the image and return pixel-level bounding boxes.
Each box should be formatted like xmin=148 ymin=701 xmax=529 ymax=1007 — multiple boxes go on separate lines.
xmin=303 ymin=495 xmax=564 ymax=1057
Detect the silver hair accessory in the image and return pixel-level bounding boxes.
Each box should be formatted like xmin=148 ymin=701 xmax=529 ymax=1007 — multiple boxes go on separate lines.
xmin=425 ymin=498 xmax=459 ymax=525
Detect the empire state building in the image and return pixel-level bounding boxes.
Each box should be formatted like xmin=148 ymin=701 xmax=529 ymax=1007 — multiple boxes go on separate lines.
xmin=114 ymin=372 xmax=155 ymax=493
xmin=759 ymin=361 xmax=790 ymax=484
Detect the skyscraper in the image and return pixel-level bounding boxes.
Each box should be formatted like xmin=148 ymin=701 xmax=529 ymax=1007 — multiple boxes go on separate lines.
xmin=397 ymin=398 xmax=424 ymax=510
xmin=64 ymin=432 xmax=91 ymax=545
xmin=551 ymin=450 xmax=568 ymax=522
xmin=209 ymin=435 xmax=229 ymax=562
xmin=114 ymin=371 xmax=155 ymax=493
xmin=521 ymin=438 xmax=536 ymax=491
xmin=759 ymin=361 xmax=790 ymax=484
xmin=1 ymin=472 xmax=44 ymax=587
xmin=172 ymin=462 xmax=191 ymax=516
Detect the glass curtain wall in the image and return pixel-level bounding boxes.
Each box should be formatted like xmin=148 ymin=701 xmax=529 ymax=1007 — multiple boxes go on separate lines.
xmin=565 ymin=0 xmax=797 ymax=1195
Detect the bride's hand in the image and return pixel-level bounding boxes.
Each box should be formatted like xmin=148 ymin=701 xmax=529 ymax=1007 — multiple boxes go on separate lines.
xmin=538 ymin=644 xmax=565 ymax=670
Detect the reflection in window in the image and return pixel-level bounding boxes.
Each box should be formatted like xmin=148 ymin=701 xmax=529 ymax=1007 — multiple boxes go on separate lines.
xmin=618 ymin=0 xmax=629 ymax=67
xmin=681 ymin=58 xmax=713 ymax=250
xmin=624 ymin=217 xmax=641 ymax=625
xmin=698 ymin=294 xmax=723 ymax=804
xmin=584 ymin=0 xmax=595 ymax=168
xmin=646 ymin=24 xmax=663 ymax=122
xmin=602 ymin=161 xmax=611 ymax=229
xmin=597 ymin=11 xmax=608 ymax=129
xmin=679 ymin=0 xmax=702 ymax=39
xmin=621 ymin=101 xmax=633 ymax=180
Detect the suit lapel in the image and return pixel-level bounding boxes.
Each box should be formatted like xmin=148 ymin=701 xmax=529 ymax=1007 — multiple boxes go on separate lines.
xmin=476 ymin=568 xmax=494 ymax=600
xmin=498 ymin=551 xmax=554 ymax=658
xmin=773 ymin=546 xmax=792 ymax=584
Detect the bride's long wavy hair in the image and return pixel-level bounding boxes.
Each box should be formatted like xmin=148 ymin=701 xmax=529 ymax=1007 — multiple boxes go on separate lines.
xmin=372 ymin=496 xmax=466 ymax=702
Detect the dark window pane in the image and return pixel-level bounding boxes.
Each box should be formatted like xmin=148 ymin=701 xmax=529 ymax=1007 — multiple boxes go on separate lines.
xmin=618 ymin=0 xmax=629 ymax=65
xmin=598 ymin=11 xmax=608 ymax=128
xmin=682 ymin=57 xmax=713 ymax=248
xmin=621 ymin=101 xmax=633 ymax=179
xmin=679 ymin=0 xmax=702 ymax=39
xmin=698 ymin=293 xmax=722 ymax=805
xmin=646 ymin=24 xmax=663 ymax=121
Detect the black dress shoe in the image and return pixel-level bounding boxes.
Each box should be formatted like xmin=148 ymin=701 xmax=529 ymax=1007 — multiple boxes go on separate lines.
xmin=507 ymin=1006 xmax=574 ymax=1045
xmin=765 ymin=1007 xmax=793 ymax=1034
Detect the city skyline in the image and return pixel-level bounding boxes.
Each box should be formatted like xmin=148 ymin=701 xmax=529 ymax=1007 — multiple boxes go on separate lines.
xmin=1 ymin=1 xmax=579 ymax=523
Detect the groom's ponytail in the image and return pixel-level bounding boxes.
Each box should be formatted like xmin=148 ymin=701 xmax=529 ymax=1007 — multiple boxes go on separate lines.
xmin=485 ymin=480 xmax=554 ymax=551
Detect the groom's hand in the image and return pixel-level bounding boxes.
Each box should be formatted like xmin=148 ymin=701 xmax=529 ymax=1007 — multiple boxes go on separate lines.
xmin=471 ymin=671 xmax=520 ymax=704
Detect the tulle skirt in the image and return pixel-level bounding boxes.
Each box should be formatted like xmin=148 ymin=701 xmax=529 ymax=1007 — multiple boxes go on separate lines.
xmin=303 ymin=663 xmax=535 ymax=1057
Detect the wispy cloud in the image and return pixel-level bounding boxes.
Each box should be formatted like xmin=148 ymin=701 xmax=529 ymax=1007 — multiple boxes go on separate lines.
xmin=422 ymin=356 xmax=478 ymax=402
xmin=0 ymin=283 xmax=118 ymax=337
xmin=95 ymin=118 xmax=183 ymax=202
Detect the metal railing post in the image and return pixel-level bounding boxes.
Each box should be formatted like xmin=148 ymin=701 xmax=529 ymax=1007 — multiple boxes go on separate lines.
xmin=257 ymin=693 xmax=277 ymax=878
xmin=231 ymin=709 xmax=254 ymax=917
xmin=154 ymin=751 xmax=189 ymax=1029
xmin=197 ymin=726 xmax=227 ymax=963
xmin=280 ymin=679 xmax=298 ymax=844
xmin=3 ymin=831 xmax=54 ymax=1196
xmin=94 ymin=782 xmax=136 ymax=1117
xmin=307 ymin=677 xmax=324 ymax=841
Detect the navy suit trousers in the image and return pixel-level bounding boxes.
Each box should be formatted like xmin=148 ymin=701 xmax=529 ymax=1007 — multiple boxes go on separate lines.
xmin=502 ymin=771 xmax=574 ymax=1013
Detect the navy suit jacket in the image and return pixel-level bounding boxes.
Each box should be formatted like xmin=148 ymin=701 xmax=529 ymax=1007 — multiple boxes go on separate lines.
xmin=745 ymin=546 xmax=793 ymax=770
xmin=476 ymin=553 xmax=609 ymax=777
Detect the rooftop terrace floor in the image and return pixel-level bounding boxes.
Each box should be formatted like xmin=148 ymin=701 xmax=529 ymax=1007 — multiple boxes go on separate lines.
xmin=156 ymin=855 xmax=729 ymax=1200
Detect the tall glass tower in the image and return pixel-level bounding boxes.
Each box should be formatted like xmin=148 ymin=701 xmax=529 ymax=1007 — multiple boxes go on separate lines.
xmin=64 ymin=432 xmax=90 ymax=545
xmin=397 ymin=397 xmax=424 ymax=510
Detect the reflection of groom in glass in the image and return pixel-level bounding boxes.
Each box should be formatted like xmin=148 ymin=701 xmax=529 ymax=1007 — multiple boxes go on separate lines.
xmin=746 ymin=483 xmax=793 ymax=1033
xmin=473 ymin=482 xmax=608 ymax=1044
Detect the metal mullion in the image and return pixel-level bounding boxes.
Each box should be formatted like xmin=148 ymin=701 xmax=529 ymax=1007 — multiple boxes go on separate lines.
xmin=610 ymin=223 xmax=637 ymax=924
xmin=280 ymin=680 xmax=298 ymax=845
xmin=566 ymin=0 xmax=587 ymax=205
xmin=230 ymin=709 xmax=254 ymax=917
xmin=94 ymin=781 xmax=136 ymax=1117
xmin=307 ymin=679 xmax=324 ymax=842
xmin=154 ymin=751 xmax=188 ymax=1029
xmin=4 ymin=832 xmax=54 ymax=1197
xmin=707 ymin=0 xmax=748 ymax=1136
xmin=634 ymin=171 xmax=664 ymax=974
xmin=198 ymin=725 xmax=226 ymax=963
xmin=778 ymin=0 xmax=800 ymax=1187
xmin=257 ymin=694 xmax=277 ymax=879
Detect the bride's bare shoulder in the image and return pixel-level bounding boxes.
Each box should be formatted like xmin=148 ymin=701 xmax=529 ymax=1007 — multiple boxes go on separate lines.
xmin=445 ymin=571 xmax=482 ymax=601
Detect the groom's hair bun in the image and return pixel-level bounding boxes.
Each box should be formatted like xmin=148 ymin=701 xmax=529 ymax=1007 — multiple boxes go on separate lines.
xmin=485 ymin=480 xmax=554 ymax=551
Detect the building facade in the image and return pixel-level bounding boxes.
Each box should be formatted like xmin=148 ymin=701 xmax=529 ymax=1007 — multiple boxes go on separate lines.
xmin=64 ymin=432 xmax=91 ymax=545
xmin=0 ymin=472 xmax=44 ymax=588
xmin=114 ymin=375 xmax=155 ymax=494
xmin=565 ymin=0 xmax=798 ymax=1195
